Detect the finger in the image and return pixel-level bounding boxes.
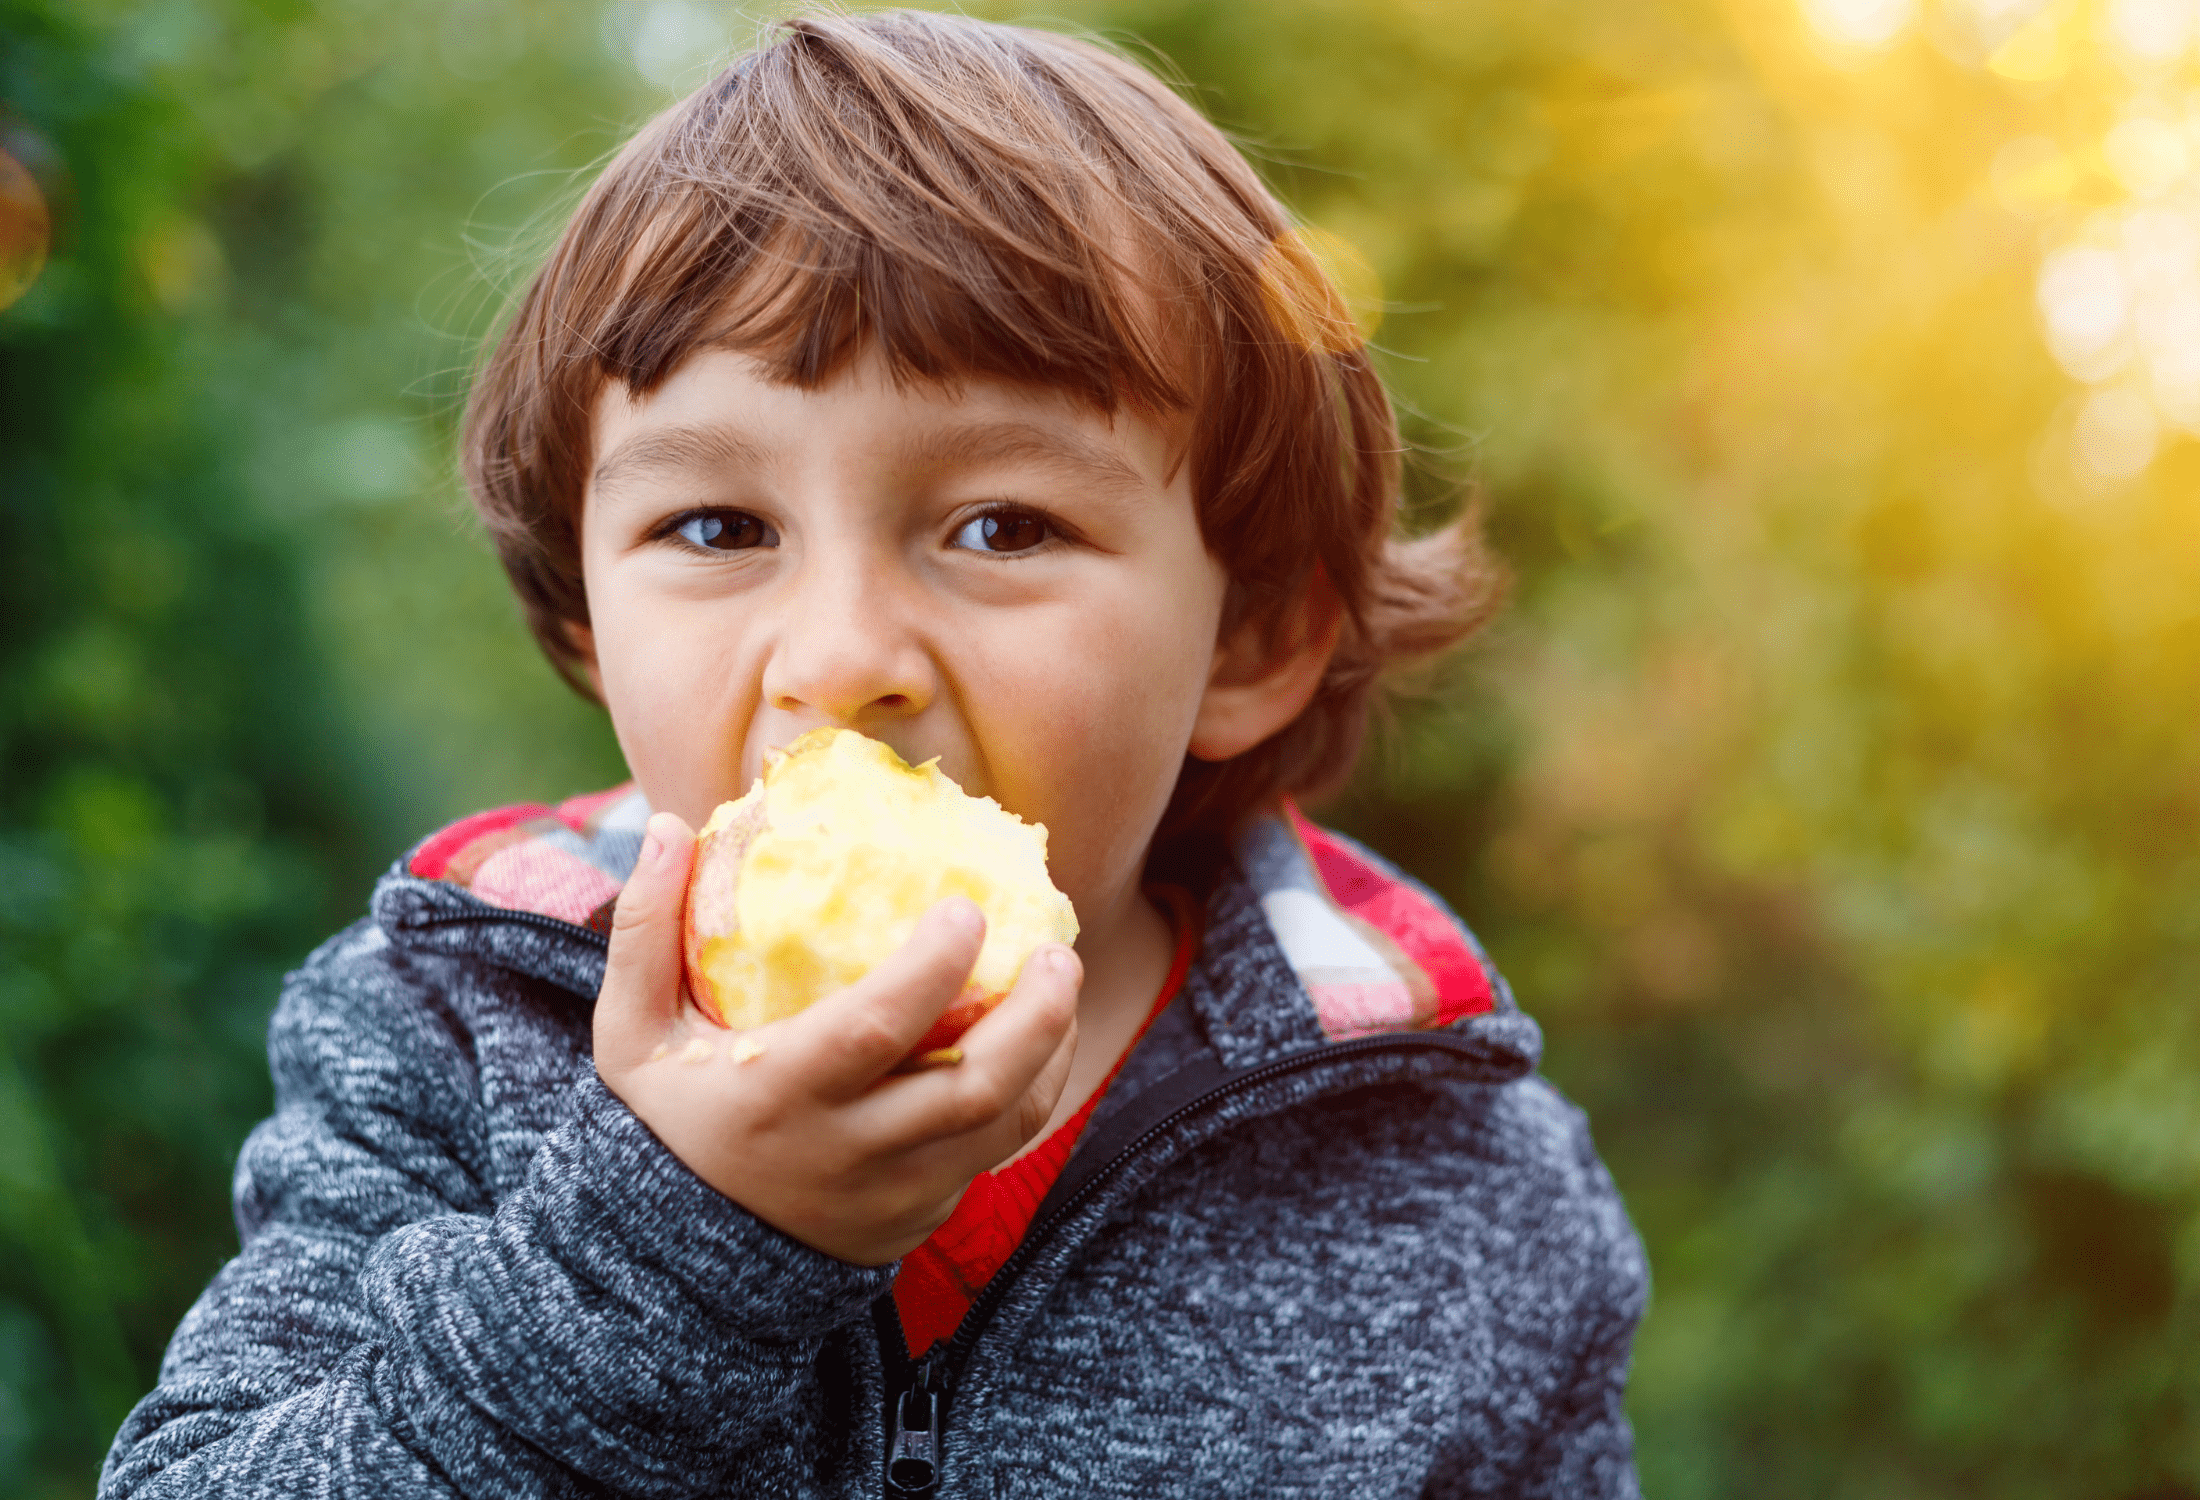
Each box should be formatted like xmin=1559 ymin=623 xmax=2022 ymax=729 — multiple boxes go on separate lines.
xmin=853 ymin=942 xmax=1082 ymax=1155
xmin=787 ymin=897 xmax=986 ymax=1100
xmin=1012 ymin=977 xmax=1082 ymax=1144
xmin=957 ymin=971 xmax=1083 ymax=1176
xmin=595 ymin=811 xmax=697 ymax=1074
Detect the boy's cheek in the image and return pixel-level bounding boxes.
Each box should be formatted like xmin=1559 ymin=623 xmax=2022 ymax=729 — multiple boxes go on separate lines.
xmin=600 ymin=659 xmax=763 ymax=827
xmin=983 ymin=666 xmax=1203 ymax=898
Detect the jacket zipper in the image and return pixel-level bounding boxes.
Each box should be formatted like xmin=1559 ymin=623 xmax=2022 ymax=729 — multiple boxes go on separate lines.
xmin=403 ymin=906 xmax=610 ymax=949
xmin=876 ymin=1030 xmax=1487 ymax=1498
xmin=884 ymin=1349 xmax=945 ymax=1495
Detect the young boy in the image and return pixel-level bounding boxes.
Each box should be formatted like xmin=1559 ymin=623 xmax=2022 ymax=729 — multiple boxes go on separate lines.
xmin=102 ymin=11 xmax=1644 ymax=1497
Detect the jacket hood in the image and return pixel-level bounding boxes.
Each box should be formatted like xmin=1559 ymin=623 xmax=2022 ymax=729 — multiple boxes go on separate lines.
xmin=369 ymin=784 xmax=644 ymax=997
xmin=369 ymin=787 xmax=1540 ymax=1081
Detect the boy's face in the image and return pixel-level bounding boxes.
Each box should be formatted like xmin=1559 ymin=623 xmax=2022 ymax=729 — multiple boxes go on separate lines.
xmin=574 ymin=345 xmax=1230 ymax=927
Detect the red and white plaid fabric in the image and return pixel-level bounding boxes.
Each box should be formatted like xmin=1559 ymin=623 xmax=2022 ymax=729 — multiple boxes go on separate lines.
xmin=1237 ymin=806 xmax=1495 ymax=1039
xmin=409 ymin=784 xmax=649 ymax=928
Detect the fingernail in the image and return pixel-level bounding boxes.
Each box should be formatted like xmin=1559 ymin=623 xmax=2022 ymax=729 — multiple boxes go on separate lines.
xmin=937 ymin=897 xmax=984 ymax=937
xmin=1043 ymin=945 xmax=1079 ymax=978
xmin=641 ymin=813 xmax=683 ymax=867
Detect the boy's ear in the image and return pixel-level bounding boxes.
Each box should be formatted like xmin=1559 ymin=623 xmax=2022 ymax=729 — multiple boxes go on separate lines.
xmin=564 ymin=621 xmax=606 ymax=698
xmin=1188 ymin=568 xmax=1343 ymax=764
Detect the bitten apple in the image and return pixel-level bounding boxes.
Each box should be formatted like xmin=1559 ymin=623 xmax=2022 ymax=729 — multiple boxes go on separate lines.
xmin=681 ymin=728 xmax=1080 ymax=1055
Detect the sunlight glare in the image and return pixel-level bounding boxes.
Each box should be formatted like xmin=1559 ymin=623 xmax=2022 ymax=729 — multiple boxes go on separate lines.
xmin=1801 ymin=0 xmax=1918 ymax=49
xmin=2106 ymin=0 xmax=2199 ymax=61
xmin=2038 ymin=245 xmax=2132 ymax=379
xmin=2124 ymin=206 xmax=2200 ymax=428
xmin=2104 ymin=116 xmax=2192 ymax=195
xmin=2074 ymin=386 xmax=2160 ymax=476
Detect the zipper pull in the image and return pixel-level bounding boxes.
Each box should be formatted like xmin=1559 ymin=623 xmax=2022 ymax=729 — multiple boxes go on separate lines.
xmin=886 ymin=1356 xmax=943 ymax=1496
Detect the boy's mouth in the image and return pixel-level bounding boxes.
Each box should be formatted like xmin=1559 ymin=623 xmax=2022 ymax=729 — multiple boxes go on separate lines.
xmin=749 ymin=728 xmax=983 ymax=800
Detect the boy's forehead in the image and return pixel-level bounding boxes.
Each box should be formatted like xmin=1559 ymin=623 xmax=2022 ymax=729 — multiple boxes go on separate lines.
xmin=586 ymin=346 xmax=1192 ymax=501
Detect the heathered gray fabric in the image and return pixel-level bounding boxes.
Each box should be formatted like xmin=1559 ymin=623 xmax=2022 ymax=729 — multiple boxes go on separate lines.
xmin=101 ymin=826 xmax=1646 ymax=1500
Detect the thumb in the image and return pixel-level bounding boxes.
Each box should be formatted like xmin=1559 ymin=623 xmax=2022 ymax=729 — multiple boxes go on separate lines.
xmin=595 ymin=810 xmax=698 ymax=1076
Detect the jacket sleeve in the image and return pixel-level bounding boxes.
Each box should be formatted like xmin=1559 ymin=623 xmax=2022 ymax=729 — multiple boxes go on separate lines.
xmin=98 ymin=931 xmax=893 ymax=1499
xmin=1492 ymin=1104 xmax=1647 ymax=1500
xmin=1500 ymin=1265 xmax=1645 ymax=1500
xmin=1421 ymin=1084 xmax=1648 ymax=1500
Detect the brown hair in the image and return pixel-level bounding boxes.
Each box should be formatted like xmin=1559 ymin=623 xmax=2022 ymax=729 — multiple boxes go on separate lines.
xmin=462 ymin=7 xmax=1502 ymax=850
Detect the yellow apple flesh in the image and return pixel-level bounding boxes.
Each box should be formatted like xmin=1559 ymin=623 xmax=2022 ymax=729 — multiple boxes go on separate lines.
xmin=680 ymin=728 xmax=1079 ymax=1054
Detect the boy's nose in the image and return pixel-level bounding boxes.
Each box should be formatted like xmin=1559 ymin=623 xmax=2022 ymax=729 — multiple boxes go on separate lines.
xmin=759 ymin=557 xmax=937 ymax=729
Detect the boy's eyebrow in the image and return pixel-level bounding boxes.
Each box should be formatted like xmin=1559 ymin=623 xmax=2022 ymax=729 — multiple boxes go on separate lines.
xmin=590 ymin=423 xmax=778 ymax=499
xmin=895 ymin=419 xmax=1150 ymax=497
xmin=589 ymin=416 xmax=1152 ymax=501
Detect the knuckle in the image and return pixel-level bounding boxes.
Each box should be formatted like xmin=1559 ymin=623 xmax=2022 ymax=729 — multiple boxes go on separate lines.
xmin=608 ymin=891 xmax=658 ymax=938
xmin=1040 ymin=980 xmax=1078 ymax=1028
xmin=828 ymin=1003 xmax=905 ymax=1071
xmin=945 ymin=1071 xmax=1010 ymax=1134
xmin=904 ymin=958 xmax=967 ymax=1011
xmin=741 ymin=1092 xmax=791 ymax=1138
xmin=1016 ymin=1090 xmax=1053 ymax=1142
xmin=911 ymin=926 xmax=981 ymax=987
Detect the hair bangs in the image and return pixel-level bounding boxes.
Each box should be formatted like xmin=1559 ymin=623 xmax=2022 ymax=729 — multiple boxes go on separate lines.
xmin=700 ymin=219 xmax=1194 ymax=417
xmin=580 ymin=21 xmax=1203 ymax=418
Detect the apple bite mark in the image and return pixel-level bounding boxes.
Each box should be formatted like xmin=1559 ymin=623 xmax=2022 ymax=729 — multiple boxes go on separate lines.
xmin=679 ymin=728 xmax=1080 ymax=1043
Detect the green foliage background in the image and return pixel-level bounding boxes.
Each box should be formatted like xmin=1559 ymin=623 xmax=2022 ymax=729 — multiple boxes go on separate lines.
xmin=3 ymin=1 xmax=2196 ymax=1495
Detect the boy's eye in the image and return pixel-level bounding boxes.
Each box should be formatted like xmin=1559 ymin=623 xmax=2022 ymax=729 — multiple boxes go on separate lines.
xmin=949 ymin=509 xmax=1051 ymax=554
xmin=675 ymin=511 xmax=777 ymax=551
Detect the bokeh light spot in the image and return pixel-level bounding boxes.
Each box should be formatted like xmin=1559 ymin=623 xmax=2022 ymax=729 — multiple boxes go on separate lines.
xmin=2106 ymin=0 xmax=2198 ymax=60
xmin=2104 ymin=116 xmax=2191 ymax=196
xmin=2073 ymin=385 xmax=2160 ymax=477
xmin=307 ymin=417 xmax=423 ymax=506
xmin=2037 ymin=244 xmax=2131 ymax=378
xmin=1801 ymin=0 xmax=1918 ymax=49
xmin=440 ymin=0 xmax=529 ymax=81
xmin=139 ymin=217 xmax=225 ymax=312
xmin=0 ymin=146 xmax=51 ymax=313
xmin=2142 ymin=286 xmax=2200 ymax=428
xmin=601 ymin=0 xmax=728 ymax=88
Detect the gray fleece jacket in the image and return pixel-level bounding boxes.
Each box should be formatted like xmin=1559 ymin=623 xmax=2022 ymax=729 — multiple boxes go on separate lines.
xmin=99 ymin=797 xmax=1645 ymax=1499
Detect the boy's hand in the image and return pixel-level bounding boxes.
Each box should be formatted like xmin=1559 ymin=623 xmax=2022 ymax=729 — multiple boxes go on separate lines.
xmin=593 ymin=811 xmax=1082 ymax=1266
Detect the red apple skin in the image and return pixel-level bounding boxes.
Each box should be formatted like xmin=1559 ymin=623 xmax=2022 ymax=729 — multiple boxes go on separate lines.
xmin=680 ymin=795 xmax=764 ymax=1028
xmin=908 ymin=990 xmax=996 ymax=1058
